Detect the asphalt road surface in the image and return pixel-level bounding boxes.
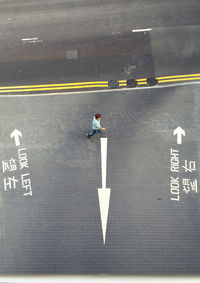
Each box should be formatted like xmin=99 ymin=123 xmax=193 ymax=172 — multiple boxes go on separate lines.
xmin=0 ymin=0 xmax=199 ymax=84
xmin=0 ymin=82 xmax=200 ymax=274
xmin=0 ymin=0 xmax=200 ymax=276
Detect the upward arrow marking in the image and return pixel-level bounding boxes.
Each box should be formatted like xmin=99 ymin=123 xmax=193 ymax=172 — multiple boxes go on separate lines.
xmin=173 ymin=127 xmax=185 ymax=144
xmin=10 ymin=129 xmax=22 ymax=146
xmin=98 ymin=138 xmax=111 ymax=244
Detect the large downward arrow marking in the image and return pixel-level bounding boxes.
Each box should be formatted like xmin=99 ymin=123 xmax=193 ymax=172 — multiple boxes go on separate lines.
xmin=98 ymin=138 xmax=111 ymax=245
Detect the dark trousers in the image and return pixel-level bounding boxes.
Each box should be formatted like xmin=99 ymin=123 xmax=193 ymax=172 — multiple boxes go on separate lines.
xmin=88 ymin=129 xmax=102 ymax=137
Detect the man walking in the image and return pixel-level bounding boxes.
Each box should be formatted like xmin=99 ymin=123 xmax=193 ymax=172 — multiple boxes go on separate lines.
xmin=86 ymin=113 xmax=106 ymax=137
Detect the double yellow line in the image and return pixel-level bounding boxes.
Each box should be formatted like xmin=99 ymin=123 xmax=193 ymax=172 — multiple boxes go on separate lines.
xmin=120 ymin=73 xmax=200 ymax=86
xmin=0 ymin=81 xmax=108 ymax=93
xmin=157 ymin=73 xmax=200 ymax=83
xmin=0 ymin=73 xmax=199 ymax=94
xmin=119 ymin=78 xmax=147 ymax=86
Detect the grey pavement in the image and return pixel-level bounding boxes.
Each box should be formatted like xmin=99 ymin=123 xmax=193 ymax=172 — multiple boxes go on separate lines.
xmin=151 ymin=25 xmax=200 ymax=77
xmin=0 ymin=83 xmax=200 ymax=274
xmin=0 ymin=0 xmax=199 ymax=84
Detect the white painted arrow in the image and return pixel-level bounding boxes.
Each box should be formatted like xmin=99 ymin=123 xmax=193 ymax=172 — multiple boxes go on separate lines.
xmin=98 ymin=138 xmax=111 ymax=245
xmin=10 ymin=129 xmax=22 ymax=146
xmin=173 ymin=127 xmax=185 ymax=144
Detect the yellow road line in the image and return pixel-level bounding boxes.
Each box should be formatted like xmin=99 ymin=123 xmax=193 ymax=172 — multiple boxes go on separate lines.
xmin=158 ymin=77 xmax=200 ymax=83
xmin=137 ymin=78 xmax=146 ymax=82
xmin=138 ymin=81 xmax=147 ymax=85
xmin=157 ymin=73 xmax=200 ymax=80
xmin=120 ymin=79 xmax=147 ymax=82
xmin=0 ymin=73 xmax=199 ymax=93
xmin=0 ymin=81 xmax=108 ymax=90
xmin=0 ymin=85 xmax=108 ymax=93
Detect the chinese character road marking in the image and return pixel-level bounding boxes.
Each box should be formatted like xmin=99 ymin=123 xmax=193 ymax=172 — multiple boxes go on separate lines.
xmin=4 ymin=177 xmax=18 ymax=191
